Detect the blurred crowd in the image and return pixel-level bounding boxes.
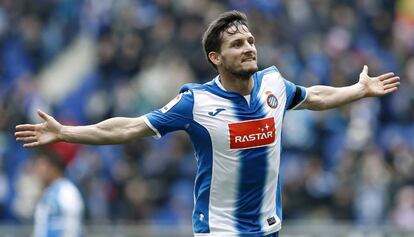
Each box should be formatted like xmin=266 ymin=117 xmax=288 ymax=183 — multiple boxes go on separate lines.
xmin=0 ymin=0 xmax=413 ymax=230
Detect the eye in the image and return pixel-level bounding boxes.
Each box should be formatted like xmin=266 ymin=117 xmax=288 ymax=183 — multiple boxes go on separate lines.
xmin=248 ymin=38 xmax=255 ymax=45
xmin=232 ymin=41 xmax=242 ymax=48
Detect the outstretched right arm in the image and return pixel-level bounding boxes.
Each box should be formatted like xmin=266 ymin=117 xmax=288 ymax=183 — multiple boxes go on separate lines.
xmin=15 ymin=110 xmax=155 ymax=147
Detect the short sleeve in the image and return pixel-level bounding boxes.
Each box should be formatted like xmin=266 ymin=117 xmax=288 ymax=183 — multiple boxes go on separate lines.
xmin=144 ymin=91 xmax=194 ymax=138
xmin=283 ymin=79 xmax=307 ymax=110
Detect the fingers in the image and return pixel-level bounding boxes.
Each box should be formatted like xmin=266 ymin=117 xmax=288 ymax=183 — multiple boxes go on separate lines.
xmin=382 ymin=76 xmax=400 ymax=85
xmin=382 ymin=75 xmax=400 ymax=91
xmin=378 ymin=72 xmax=395 ymax=81
xmin=384 ymin=82 xmax=400 ymax=90
xmin=384 ymin=87 xmax=399 ymax=94
xmin=16 ymin=136 xmax=38 ymax=143
xmin=15 ymin=132 xmax=41 ymax=147
xmin=15 ymin=124 xmax=37 ymax=131
xmin=15 ymin=110 xmax=55 ymax=148
xmin=23 ymin=142 xmax=40 ymax=148
xmin=37 ymin=109 xmax=50 ymax=121
xmin=15 ymin=131 xmax=36 ymax=137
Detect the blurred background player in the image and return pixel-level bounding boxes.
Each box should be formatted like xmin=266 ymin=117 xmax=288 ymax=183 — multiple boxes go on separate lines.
xmin=32 ymin=149 xmax=84 ymax=237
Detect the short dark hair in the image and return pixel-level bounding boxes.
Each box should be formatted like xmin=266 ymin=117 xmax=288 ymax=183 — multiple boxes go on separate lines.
xmin=34 ymin=148 xmax=67 ymax=172
xmin=202 ymin=10 xmax=249 ymax=70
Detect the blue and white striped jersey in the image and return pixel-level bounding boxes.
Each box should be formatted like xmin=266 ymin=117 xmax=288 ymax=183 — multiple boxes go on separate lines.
xmin=34 ymin=178 xmax=84 ymax=237
xmin=145 ymin=66 xmax=307 ymax=236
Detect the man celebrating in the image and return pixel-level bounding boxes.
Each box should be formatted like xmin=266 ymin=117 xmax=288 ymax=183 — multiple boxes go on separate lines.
xmin=16 ymin=11 xmax=399 ymax=237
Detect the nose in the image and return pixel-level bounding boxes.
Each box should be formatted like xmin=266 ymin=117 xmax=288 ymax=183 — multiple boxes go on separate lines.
xmin=242 ymin=41 xmax=255 ymax=53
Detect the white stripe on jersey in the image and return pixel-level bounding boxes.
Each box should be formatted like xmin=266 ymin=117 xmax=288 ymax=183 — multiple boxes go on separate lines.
xmin=257 ymin=71 xmax=287 ymax=233
xmin=193 ymin=90 xmax=240 ymax=234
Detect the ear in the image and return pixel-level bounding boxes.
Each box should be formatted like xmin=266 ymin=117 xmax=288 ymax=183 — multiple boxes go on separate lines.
xmin=208 ymin=51 xmax=221 ymax=67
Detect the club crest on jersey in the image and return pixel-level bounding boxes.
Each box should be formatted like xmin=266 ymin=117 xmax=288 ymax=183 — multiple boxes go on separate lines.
xmin=160 ymin=94 xmax=183 ymax=113
xmin=228 ymin=117 xmax=276 ymax=149
xmin=266 ymin=91 xmax=278 ymax=109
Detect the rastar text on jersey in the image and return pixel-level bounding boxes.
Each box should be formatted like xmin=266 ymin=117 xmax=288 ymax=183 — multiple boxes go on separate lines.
xmin=234 ymin=131 xmax=273 ymax=143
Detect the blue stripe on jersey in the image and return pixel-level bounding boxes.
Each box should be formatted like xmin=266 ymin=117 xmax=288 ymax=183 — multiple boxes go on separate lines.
xmin=46 ymin=182 xmax=63 ymax=217
xmin=189 ymin=122 xmax=213 ymax=233
xmin=226 ymin=73 xmax=270 ymax=234
xmin=235 ymin=147 xmax=268 ymax=234
xmin=47 ymin=229 xmax=62 ymax=237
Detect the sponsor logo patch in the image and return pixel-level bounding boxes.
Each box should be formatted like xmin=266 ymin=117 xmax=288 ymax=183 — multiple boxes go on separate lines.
xmin=160 ymin=94 xmax=183 ymax=113
xmin=228 ymin=117 xmax=275 ymax=149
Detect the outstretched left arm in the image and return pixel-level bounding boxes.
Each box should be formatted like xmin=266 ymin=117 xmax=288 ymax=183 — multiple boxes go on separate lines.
xmin=297 ymin=65 xmax=400 ymax=111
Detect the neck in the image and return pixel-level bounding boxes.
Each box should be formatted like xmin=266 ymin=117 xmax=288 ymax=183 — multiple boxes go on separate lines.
xmin=45 ymin=171 xmax=63 ymax=186
xmin=218 ymin=70 xmax=253 ymax=96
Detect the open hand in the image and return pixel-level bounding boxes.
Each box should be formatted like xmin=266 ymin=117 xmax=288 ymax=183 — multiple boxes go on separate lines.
xmin=15 ymin=110 xmax=62 ymax=147
xmin=358 ymin=65 xmax=400 ymax=97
